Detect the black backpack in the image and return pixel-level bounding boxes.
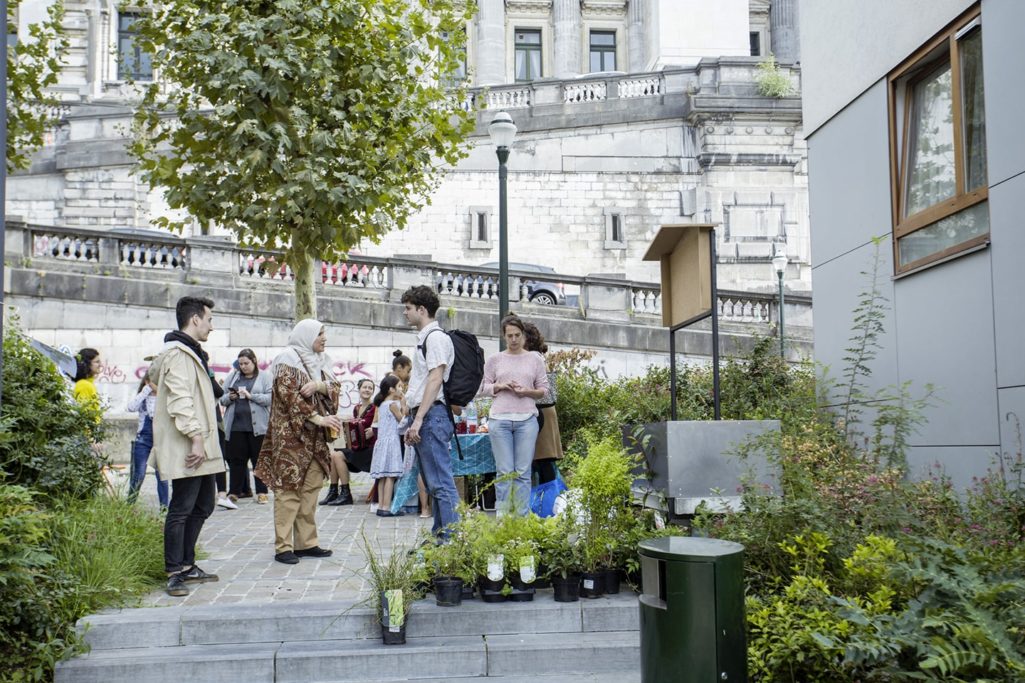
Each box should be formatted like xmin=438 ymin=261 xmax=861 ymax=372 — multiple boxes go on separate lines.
xmin=420 ymin=328 xmax=485 ymax=459
xmin=420 ymin=328 xmax=485 ymax=407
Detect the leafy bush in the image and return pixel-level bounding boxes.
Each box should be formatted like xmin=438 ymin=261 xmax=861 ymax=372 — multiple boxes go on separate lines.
xmin=756 ymin=55 xmax=793 ymax=98
xmin=554 ymin=336 xmax=816 ymax=459
xmin=0 ymin=325 xmax=107 ymax=500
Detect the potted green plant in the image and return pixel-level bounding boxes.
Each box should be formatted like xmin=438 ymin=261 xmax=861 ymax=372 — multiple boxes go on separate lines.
xmin=422 ymin=518 xmax=481 ymax=606
xmin=541 ymin=511 xmax=585 ymax=602
xmin=358 ymin=529 xmax=427 ymax=644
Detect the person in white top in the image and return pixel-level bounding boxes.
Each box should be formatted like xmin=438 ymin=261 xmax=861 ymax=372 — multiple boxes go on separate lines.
xmin=401 ymin=285 xmax=461 ymax=539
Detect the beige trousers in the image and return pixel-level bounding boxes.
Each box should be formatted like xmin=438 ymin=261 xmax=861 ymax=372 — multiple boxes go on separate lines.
xmin=273 ymin=459 xmax=326 ymax=554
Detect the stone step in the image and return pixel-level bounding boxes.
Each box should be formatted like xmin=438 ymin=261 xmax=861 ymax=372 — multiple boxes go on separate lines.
xmin=363 ymin=675 xmax=639 ymax=683
xmin=78 ymin=592 xmax=640 ymax=651
xmin=56 ymin=631 xmax=640 ymax=683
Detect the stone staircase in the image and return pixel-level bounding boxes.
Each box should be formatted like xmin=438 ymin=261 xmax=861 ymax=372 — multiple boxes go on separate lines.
xmin=56 ymin=592 xmax=641 ymax=682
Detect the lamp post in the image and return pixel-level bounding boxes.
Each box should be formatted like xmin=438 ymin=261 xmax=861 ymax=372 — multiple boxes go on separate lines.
xmin=772 ymin=251 xmax=788 ymax=359
xmin=488 ymin=111 xmax=517 ymax=349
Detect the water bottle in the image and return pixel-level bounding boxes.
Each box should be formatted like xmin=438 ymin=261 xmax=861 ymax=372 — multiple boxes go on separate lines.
xmin=466 ymin=402 xmax=478 ymax=434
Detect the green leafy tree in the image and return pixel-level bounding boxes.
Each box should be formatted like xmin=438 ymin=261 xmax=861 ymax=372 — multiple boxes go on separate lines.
xmin=6 ymin=0 xmax=69 ymax=172
xmin=129 ymin=0 xmax=476 ymax=318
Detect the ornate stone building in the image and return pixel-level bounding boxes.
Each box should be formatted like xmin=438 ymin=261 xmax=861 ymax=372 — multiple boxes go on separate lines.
xmin=8 ymin=0 xmax=809 ymax=294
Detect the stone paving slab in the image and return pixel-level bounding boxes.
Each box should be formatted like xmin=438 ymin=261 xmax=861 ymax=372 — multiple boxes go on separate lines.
xmin=133 ymin=472 xmax=430 ymax=606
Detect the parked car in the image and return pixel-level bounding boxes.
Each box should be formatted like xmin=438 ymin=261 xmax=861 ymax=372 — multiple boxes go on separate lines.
xmin=479 ymin=261 xmax=566 ymax=305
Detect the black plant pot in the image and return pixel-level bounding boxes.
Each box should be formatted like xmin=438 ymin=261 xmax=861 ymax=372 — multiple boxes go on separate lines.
xmin=461 ymin=581 xmax=476 ymax=600
xmin=434 ymin=576 xmax=463 ymax=607
xmin=551 ymin=573 xmax=581 ymax=602
xmin=381 ymin=623 xmax=406 ymax=645
xmin=478 ymin=575 xmax=507 ymax=602
xmin=580 ymin=571 xmax=605 ymax=599
xmin=507 ymin=573 xmax=535 ymax=602
xmin=602 ymin=568 xmax=621 ymax=595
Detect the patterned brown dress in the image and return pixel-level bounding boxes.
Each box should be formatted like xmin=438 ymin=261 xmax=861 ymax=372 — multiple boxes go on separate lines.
xmin=255 ymin=365 xmax=339 ymax=491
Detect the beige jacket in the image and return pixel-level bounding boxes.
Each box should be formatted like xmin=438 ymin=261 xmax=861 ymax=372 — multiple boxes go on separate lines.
xmin=151 ymin=340 xmax=225 ymax=481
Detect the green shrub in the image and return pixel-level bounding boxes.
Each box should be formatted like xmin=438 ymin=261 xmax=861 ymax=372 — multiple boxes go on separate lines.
xmin=0 ymin=325 xmax=107 ymax=500
xmin=756 ymin=55 xmax=793 ymax=98
xmin=1 ymin=485 xmax=166 ymax=683
xmin=48 ymin=494 xmax=166 ymax=619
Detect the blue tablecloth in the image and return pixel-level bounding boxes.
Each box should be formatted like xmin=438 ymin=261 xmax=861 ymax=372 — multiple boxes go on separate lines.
xmin=390 ymin=434 xmax=495 ymax=513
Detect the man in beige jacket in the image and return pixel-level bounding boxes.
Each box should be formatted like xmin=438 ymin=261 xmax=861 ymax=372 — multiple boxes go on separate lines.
xmin=152 ymin=296 xmax=225 ymax=597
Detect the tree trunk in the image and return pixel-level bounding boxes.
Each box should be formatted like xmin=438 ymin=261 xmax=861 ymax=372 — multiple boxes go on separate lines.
xmin=293 ymin=253 xmax=317 ymax=321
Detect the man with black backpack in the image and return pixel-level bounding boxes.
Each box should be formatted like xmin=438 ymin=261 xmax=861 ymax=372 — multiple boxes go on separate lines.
xmin=401 ymin=285 xmax=463 ymax=539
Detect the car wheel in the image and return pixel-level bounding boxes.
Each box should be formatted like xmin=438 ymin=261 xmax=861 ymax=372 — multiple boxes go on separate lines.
xmin=530 ymin=292 xmax=558 ymax=305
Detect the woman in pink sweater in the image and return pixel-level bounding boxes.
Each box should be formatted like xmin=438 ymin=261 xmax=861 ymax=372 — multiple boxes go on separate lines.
xmin=482 ymin=315 xmax=549 ymax=516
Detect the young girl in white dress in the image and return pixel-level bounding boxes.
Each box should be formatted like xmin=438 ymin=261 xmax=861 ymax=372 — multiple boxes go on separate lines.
xmin=370 ymin=374 xmax=406 ymax=517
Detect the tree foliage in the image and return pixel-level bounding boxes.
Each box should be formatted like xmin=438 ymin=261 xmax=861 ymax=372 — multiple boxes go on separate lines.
xmin=6 ymin=0 xmax=69 ymax=172
xmin=129 ymin=0 xmax=476 ymax=317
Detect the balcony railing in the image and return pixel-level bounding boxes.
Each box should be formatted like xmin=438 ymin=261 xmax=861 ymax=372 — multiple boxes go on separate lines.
xmin=9 ymin=221 xmax=812 ymax=329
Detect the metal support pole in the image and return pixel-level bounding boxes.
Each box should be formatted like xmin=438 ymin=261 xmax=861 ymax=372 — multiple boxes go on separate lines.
xmin=710 ymin=229 xmax=721 ymax=421
xmin=496 ymin=146 xmax=510 ymax=350
xmin=777 ymin=270 xmax=785 ymax=359
xmin=1 ymin=0 xmax=9 ymax=409
xmin=669 ymin=329 xmax=677 ymax=421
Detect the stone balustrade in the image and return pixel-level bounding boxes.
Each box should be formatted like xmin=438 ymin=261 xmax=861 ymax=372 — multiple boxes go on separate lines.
xmin=7 ymin=221 xmax=812 ymax=332
xmin=456 ymin=58 xmax=799 ymax=117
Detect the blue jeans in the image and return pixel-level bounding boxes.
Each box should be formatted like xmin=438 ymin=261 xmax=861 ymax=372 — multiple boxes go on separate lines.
xmin=414 ymin=404 xmax=459 ymax=538
xmin=488 ymin=417 xmax=540 ymax=517
xmin=128 ymin=417 xmax=169 ymax=507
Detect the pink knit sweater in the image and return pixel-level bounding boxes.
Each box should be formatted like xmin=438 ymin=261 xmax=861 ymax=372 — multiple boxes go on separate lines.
xmin=481 ymin=351 xmax=549 ymax=417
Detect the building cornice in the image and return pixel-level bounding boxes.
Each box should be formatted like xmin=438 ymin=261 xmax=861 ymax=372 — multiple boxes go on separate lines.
xmin=581 ymin=0 xmax=627 ymax=17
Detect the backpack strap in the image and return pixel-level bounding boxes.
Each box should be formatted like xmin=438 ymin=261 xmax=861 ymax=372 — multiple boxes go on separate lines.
xmin=418 ymin=327 xmax=442 ymax=358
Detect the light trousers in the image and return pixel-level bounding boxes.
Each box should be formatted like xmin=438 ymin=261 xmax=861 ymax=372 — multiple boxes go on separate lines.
xmin=272 ymin=459 xmax=326 ymax=553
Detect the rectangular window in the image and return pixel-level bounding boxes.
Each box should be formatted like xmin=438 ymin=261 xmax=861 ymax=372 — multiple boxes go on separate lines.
xmin=515 ymin=29 xmax=542 ymax=82
xmin=749 ymin=32 xmax=761 ymax=57
xmin=889 ymin=6 xmax=987 ymax=273
xmin=118 ymin=12 xmax=152 ymax=81
xmin=589 ymin=30 xmax=616 ymax=72
xmin=604 ymin=210 xmax=625 ymax=249
xmin=476 ymin=212 xmax=488 ymax=242
xmin=469 ymin=207 xmax=492 ymax=249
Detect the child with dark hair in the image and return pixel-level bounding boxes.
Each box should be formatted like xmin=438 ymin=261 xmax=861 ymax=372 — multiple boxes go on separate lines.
xmin=369 ymin=374 xmax=406 ymax=517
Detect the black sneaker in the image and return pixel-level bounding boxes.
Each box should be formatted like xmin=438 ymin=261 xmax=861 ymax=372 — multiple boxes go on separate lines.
xmin=166 ymin=573 xmax=190 ymax=597
xmin=294 ymin=546 xmax=333 ymax=558
xmin=275 ymin=551 xmax=301 ymax=564
xmin=181 ymin=565 xmax=219 ymax=583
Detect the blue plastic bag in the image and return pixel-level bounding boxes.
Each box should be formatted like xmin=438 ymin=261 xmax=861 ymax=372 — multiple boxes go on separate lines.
xmin=530 ymin=475 xmax=568 ymax=517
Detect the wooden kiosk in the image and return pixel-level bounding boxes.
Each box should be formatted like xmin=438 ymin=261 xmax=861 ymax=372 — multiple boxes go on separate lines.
xmin=642 ymin=224 xmax=721 ymax=420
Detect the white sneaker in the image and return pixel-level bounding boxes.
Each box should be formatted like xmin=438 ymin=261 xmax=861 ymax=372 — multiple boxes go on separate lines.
xmin=369 ymin=503 xmax=379 ymax=513
xmin=216 ymin=494 xmax=238 ymax=510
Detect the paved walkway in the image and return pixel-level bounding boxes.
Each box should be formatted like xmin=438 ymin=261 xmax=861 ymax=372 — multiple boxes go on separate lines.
xmin=132 ymin=471 xmax=432 ymax=607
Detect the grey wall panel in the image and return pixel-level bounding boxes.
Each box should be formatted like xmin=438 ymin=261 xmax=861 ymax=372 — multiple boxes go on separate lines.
xmin=893 ymin=249 xmax=999 ymax=446
xmin=807 ymin=80 xmax=893 ymax=268
xmin=801 ymin=0 xmax=976 ymax=135
xmin=905 ymin=445 xmax=1001 ymax=492
xmin=812 ymin=241 xmax=898 ymax=405
xmin=997 ymin=387 xmax=1025 ymax=469
xmin=989 ymin=174 xmax=1025 ymax=388
xmin=980 ymin=0 xmax=1025 ymax=186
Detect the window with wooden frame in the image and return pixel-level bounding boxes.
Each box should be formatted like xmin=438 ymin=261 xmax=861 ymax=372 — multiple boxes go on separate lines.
xmin=889 ymin=6 xmax=988 ymax=274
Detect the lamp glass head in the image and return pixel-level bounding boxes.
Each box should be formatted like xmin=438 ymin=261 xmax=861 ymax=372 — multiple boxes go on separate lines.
xmin=772 ymin=253 xmax=788 ymax=275
xmin=488 ymin=111 xmax=517 ymax=149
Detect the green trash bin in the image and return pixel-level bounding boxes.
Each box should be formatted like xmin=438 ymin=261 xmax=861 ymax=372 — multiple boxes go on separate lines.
xmin=638 ymin=536 xmax=746 ymax=683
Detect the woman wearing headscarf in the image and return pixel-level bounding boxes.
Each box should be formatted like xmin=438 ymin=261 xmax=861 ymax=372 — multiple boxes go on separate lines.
xmin=254 ymin=319 xmax=342 ymax=565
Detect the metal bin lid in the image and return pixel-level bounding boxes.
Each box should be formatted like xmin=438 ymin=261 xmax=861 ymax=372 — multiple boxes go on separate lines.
xmin=638 ymin=536 xmax=744 ymax=562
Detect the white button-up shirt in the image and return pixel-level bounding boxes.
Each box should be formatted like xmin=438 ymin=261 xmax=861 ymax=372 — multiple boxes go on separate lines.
xmin=406 ymin=321 xmax=454 ymax=409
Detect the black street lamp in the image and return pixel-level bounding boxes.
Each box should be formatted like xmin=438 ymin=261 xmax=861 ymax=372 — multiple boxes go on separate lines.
xmin=772 ymin=251 xmax=788 ymax=359
xmin=487 ymin=111 xmax=517 ymax=349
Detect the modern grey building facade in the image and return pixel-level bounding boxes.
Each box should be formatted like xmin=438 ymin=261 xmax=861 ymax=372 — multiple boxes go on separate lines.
xmin=802 ymin=0 xmax=1025 ymax=486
